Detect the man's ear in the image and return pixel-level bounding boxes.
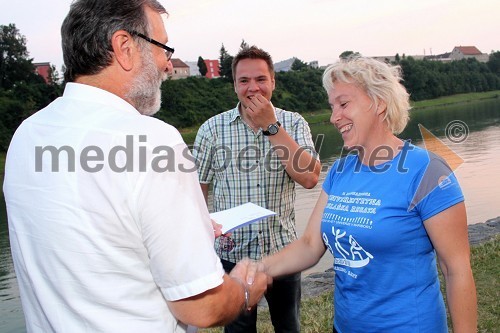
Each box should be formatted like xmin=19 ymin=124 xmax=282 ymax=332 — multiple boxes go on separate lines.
xmin=110 ymin=30 xmax=137 ymax=72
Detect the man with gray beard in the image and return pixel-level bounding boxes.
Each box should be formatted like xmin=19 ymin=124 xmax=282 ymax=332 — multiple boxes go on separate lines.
xmin=3 ymin=0 xmax=269 ymax=332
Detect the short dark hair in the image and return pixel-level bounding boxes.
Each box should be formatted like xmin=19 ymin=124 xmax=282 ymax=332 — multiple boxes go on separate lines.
xmin=231 ymin=46 xmax=274 ymax=80
xmin=61 ymin=0 xmax=166 ymax=82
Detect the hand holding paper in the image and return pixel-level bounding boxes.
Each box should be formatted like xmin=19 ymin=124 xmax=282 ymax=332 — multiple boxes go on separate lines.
xmin=210 ymin=202 xmax=277 ymax=234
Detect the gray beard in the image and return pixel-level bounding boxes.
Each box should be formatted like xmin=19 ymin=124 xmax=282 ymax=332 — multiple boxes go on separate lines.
xmin=126 ymin=48 xmax=166 ymax=116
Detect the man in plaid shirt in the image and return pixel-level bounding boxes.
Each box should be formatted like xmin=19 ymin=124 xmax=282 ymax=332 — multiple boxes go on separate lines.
xmin=193 ymin=46 xmax=321 ymax=333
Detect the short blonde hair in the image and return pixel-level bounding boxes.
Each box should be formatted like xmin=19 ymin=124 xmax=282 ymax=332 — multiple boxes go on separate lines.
xmin=322 ymin=56 xmax=411 ymax=134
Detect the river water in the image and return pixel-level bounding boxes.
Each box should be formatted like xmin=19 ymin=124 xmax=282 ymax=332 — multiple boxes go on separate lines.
xmin=1 ymin=98 xmax=499 ymax=332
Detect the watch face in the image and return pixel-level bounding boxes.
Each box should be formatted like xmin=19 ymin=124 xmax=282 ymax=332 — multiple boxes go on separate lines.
xmin=263 ymin=121 xmax=281 ymax=136
xmin=268 ymin=124 xmax=279 ymax=135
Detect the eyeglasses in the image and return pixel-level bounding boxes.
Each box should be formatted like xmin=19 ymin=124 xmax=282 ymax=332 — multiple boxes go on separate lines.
xmin=131 ymin=31 xmax=175 ymax=61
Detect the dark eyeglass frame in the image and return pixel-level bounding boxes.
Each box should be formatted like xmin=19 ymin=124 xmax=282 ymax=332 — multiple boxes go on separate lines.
xmin=131 ymin=31 xmax=175 ymax=61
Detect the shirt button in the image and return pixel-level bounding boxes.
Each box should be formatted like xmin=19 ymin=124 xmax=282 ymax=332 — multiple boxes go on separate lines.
xmin=257 ymin=184 xmax=260 ymax=187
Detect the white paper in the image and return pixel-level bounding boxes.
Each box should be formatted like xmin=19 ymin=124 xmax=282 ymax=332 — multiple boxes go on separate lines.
xmin=210 ymin=202 xmax=277 ymax=234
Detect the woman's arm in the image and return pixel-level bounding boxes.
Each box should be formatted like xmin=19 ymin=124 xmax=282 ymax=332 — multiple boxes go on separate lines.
xmin=424 ymin=202 xmax=477 ymax=333
xmin=263 ymin=191 xmax=328 ymax=278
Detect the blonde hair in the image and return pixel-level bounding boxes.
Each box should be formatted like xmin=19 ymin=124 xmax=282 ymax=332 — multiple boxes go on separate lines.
xmin=322 ymin=56 xmax=411 ymax=134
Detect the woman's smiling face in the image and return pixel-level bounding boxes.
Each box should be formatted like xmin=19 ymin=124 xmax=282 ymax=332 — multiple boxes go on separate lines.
xmin=328 ymin=80 xmax=378 ymax=150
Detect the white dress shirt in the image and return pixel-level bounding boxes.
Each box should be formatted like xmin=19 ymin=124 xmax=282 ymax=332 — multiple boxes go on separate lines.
xmin=4 ymin=83 xmax=224 ymax=332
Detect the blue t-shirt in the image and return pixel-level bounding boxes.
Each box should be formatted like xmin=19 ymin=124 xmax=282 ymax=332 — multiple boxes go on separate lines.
xmin=321 ymin=142 xmax=463 ymax=333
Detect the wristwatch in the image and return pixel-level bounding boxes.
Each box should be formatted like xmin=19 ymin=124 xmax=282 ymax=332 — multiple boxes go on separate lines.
xmin=262 ymin=121 xmax=281 ymax=136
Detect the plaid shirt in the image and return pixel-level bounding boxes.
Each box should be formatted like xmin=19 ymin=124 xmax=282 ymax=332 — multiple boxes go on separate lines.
xmin=193 ymin=105 xmax=318 ymax=262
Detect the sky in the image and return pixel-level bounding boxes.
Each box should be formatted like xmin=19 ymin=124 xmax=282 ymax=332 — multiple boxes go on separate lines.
xmin=1 ymin=0 xmax=499 ymax=71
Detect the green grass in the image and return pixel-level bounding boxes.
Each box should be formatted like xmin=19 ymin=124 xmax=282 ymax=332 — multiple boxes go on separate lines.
xmin=470 ymin=236 xmax=500 ymax=332
xmin=201 ymin=236 xmax=499 ymax=333
xmin=411 ymin=90 xmax=500 ymax=109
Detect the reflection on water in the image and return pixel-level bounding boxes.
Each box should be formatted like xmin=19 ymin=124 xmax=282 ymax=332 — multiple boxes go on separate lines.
xmin=1 ymin=98 xmax=499 ymax=332
xmin=0 ymin=193 xmax=25 ymax=332
xmin=451 ymin=126 xmax=500 ymax=224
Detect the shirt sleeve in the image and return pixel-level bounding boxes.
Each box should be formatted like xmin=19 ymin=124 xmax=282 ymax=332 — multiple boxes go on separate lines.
xmin=289 ymin=113 xmax=320 ymax=160
xmin=135 ymin=141 xmax=224 ymax=301
xmin=409 ymin=152 xmax=464 ymax=221
xmin=192 ymin=121 xmax=215 ymax=184
xmin=322 ymin=159 xmax=340 ymax=194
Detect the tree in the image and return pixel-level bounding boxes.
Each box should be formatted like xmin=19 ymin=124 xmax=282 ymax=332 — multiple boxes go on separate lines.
xmin=339 ymin=51 xmax=361 ymax=59
xmin=219 ymin=44 xmax=233 ymax=80
xmin=291 ymin=58 xmax=308 ymax=71
xmin=197 ymin=56 xmax=207 ymax=77
xmin=0 ymin=24 xmax=63 ymax=152
xmin=487 ymin=51 xmax=500 ymax=76
xmin=240 ymin=39 xmax=249 ymax=50
xmin=0 ymin=23 xmax=38 ymax=90
xmin=46 ymin=64 xmax=64 ymax=86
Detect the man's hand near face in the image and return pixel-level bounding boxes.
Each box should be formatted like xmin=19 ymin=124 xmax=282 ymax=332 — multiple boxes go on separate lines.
xmin=244 ymin=94 xmax=277 ymax=129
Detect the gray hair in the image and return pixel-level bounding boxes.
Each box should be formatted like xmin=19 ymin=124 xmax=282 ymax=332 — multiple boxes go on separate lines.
xmin=61 ymin=0 xmax=166 ymax=82
xmin=322 ymin=56 xmax=411 ymax=134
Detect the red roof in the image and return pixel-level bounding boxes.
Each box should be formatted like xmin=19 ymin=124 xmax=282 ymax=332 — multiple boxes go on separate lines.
xmin=170 ymin=58 xmax=189 ymax=68
xmin=455 ymin=46 xmax=482 ymax=55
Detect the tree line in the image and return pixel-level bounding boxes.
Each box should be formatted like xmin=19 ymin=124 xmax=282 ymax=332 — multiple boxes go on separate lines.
xmin=156 ymin=48 xmax=500 ymax=128
xmin=1 ymin=23 xmax=499 ymax=151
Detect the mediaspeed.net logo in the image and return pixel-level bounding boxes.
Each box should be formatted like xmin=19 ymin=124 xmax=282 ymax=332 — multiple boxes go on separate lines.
xmin=31 ymin=120 xmax=468 ymax=208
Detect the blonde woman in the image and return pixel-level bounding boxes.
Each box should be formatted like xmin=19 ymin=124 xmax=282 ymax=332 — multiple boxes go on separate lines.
xmin=255 ymin=57 xmax=477 ymax=332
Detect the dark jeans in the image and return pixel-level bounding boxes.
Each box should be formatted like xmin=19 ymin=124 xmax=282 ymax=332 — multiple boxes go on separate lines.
xmin=221 ymin=258 xmax=301 ymax=333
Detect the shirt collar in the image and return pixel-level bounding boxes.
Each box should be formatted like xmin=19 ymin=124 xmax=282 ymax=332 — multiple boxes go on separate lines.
xmin=63 ymin=82 xmax=140 ymax=115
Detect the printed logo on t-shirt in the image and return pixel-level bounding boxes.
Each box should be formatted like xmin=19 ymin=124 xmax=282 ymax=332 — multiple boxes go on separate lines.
xmin=323 ymin=226 xmax=374 ymax=279
xmin=325 ymin=192 xmax=380 ymax=220
xmin=438 ymin=175 xmax=452 ymax=189
xmin=322 ymin=192 xmax=377 ymax=279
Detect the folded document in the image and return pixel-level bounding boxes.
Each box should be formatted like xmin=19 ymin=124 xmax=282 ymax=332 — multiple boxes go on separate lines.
xmin=210 ymin=202 xmax=277 ymax=234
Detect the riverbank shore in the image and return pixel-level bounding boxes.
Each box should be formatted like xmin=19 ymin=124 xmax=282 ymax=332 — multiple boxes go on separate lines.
xmin=300 ymin=217 xmax=500 ymax=299
xmin=180 ymin=90 xmax=500 ymax=144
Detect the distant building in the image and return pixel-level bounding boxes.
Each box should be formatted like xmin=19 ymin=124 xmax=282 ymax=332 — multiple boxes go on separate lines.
xmin=273 ymin=58 xmax=319 ymax=71
xmin=424 ymin=52 xmax=452 ymax=62
xmin=424 ymin=46 xmax=488 ymax=63
xmin=33 ymin=62 xmax=51 ymax=84
xmin=169 ymin=58 xmax=190 ymax=80
xmin=449 ymin=46 xmax=489 ymax=62
xmin=372 ymin=55 xmax=425 ymax=63
xmin=274 ymin=57 xmax=296 ymax=72
xmin=185 ymin=61 xmax=201 ymax=77
xmin=204 ymin=59 xmax=220 ymax=78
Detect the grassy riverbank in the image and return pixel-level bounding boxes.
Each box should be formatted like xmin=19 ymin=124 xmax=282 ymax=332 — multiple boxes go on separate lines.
xmin=201 ymin=235 xmax=500 ymax=333
xmin=294 ymin=90 xmax=500 ymax=128
xmin=180 ymin=90 xmax=500 ymax=144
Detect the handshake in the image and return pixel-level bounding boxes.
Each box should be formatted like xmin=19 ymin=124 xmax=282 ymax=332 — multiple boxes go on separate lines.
xmin=228 ymin=258 xmax=272 ymax=312
xmin=213 ymin=222 xmax=273 ymax=312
